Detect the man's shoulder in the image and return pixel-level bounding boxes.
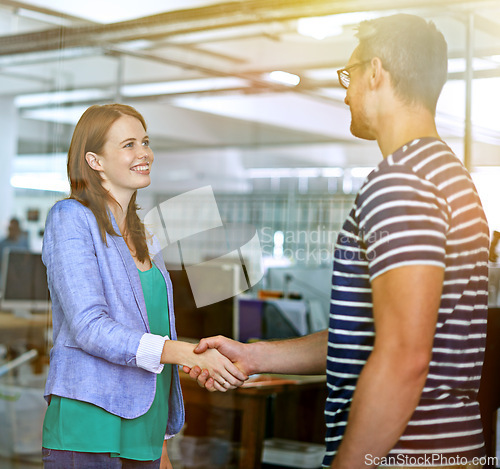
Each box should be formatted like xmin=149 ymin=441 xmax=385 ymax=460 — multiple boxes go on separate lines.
xmin=389 ymin=137 xmax=459 ymax=173
xmin=362 ymin=138 xmax=460 ymax=191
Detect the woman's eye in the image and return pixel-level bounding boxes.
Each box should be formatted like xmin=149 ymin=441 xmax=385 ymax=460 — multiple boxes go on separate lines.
xmin=143 ymin=140 xmax=150 ymax=147
xmin=124 ymin=142 xmax=133 ymax=148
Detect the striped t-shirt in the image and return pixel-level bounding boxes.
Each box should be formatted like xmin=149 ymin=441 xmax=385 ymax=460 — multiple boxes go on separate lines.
xmin=324 ymin=137 xmax=489 ymax=466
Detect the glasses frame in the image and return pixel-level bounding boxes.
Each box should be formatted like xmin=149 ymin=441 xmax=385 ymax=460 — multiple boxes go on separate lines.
xmin=337 ymin=60 xmax=371 ymax=89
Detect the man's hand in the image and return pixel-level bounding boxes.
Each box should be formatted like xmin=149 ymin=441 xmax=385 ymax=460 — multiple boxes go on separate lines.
xmin=161 ymin=338 xmax=248 ymax=392
xmin=181 ymin=331 xmax=328 ymax=391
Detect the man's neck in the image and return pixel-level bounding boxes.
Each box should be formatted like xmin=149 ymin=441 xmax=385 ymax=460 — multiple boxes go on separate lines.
xmin=375 ymin=104 xmax=440 ymax=158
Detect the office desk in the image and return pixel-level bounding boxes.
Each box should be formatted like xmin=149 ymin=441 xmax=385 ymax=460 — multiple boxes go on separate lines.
xmin=180 ymin=373 xmax=326 ymax=469
xmin=0 ymin=312 xmax=50 ymax=343
xmin=478 ymin=307 xmax=500 ymax=468
xmin=0 ymin=312 xmax=51 ymax=372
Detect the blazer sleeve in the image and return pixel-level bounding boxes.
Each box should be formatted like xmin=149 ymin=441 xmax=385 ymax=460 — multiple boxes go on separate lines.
xmin=43 ymin=200 xmax=144 ymax=367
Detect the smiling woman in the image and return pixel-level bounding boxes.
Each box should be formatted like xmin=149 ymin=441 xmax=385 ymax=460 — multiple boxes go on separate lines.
xmin=40 ymin=103 xmax=247 ymax=469
xmin=85 ymin=115 xmax=153 ymax=200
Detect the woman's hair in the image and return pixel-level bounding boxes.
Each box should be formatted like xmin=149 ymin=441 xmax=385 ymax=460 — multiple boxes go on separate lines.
xmin=67 ymin=103 xmax=150 ymax=262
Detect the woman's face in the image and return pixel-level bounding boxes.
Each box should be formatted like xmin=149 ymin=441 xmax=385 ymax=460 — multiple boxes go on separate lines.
xmin=90 ymin=114 xmax=154 ymax=200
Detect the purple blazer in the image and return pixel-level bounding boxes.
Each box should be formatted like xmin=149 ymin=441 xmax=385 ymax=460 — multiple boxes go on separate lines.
xmin=42 ymin=198 xmax=184 ymax=434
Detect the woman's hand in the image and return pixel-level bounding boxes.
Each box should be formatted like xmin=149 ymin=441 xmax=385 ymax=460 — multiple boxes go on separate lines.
xmin=191 ymin=347 xmax=247 ymax=392
xmin=161 ymin=340 xmax=248 ymax=392
xmin=160 ymin=439 xmax=172 ymax=469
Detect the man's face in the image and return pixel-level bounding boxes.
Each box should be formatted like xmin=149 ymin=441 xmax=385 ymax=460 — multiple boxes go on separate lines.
xmin=344 ymin=49 xmax=377 ymax=141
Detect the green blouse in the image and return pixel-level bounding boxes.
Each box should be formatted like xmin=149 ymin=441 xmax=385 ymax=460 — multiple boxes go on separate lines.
xmin=43 ymin=264 xmax=172 ymax=461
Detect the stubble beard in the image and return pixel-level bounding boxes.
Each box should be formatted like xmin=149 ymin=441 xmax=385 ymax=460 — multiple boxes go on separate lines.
xmin=349 ymin=110 xmax=376 ymax=141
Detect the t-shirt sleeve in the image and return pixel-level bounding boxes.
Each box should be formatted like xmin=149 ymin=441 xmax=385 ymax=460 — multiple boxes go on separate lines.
xmin=355 ymin=166 xmax=449 ymax=282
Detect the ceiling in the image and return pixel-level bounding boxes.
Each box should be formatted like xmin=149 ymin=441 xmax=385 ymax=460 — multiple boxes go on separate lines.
xmin=2 ymin=0 xmax=500 ymax=194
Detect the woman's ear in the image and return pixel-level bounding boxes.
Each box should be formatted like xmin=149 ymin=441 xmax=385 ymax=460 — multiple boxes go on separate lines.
xmin=85 ymin=152 xmax=103 ymax=171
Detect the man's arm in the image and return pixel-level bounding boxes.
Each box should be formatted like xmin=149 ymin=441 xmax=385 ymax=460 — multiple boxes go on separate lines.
xmin=331 ymin=264 xmax=443 ymax=469
xmin=185 ymin=329 xmax=328 ymax=389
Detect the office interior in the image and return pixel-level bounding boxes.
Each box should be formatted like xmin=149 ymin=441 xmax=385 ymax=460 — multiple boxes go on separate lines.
xmin=1 ymin=0 xmax=500 ymax=467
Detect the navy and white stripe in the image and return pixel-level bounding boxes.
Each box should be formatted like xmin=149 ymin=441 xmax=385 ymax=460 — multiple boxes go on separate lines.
xmin=324 ymin=138 xmax=489 ymax=466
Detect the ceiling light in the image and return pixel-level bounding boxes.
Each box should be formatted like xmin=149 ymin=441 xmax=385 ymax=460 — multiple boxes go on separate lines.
xmin=11 ymin=173 xmax=69 ymax=193
xmin=350 ymin=167 xmax=375 ymax=178
xmin=305 ymin=68 xmax=339 ymax=81
xmin=15 ymin=0 xmax=209 ymax=24
xmin=15 ymin=89 xmax=111 ymax=108
xmin=247 ymin=167 xmax=342 ymax=178
xmin=121 ymin=77 xmax=249 ymax=97
xmin=115 ymin=39 xmax=153 ymax=51
xmin=297 ymin=12 xmax=381 ymax=40
xmin=447 ymin=57 xmax=500 ymax=74
xmin=265 ymin=71 xmax=300 ymax=87
xmin=22 ymin=107 xmax=89 ymax=125
xmin=321 ymin=168 xmax=343 ymax=178
xmin=16 ymin=8 xmax=73 ymax=26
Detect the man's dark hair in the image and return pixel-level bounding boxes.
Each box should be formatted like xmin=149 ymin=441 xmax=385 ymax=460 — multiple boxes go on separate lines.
xmin=356 ymin=14 xmax=448 ymax=114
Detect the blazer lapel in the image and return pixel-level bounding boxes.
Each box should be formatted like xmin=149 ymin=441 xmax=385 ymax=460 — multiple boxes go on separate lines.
xmin=108 ymin=210 xmax=150 ymax=332
xmin=152 ymin=253 xmax=177 ymax=341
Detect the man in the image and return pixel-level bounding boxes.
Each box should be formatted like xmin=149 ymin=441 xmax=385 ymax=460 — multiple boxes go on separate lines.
xmin=185 ymin=14 xmax=489 ymax=469
xmin=0 ymin=217 xmax=29 ymax=280
xmin=0 ymin=218 xmax=29 ymax=255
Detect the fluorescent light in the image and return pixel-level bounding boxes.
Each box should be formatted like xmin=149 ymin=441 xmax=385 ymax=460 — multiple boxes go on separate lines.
xmin=321 ymin=168 xmax=343 ymax=178
xmin=247 ymin=167 xmax=343 ymax=178
xmin=350 ymin=167 xmax=375 ymax=178
xmin=298 ymin=16 xmax=342 ymax=40
xmin=297 ymin=12 xmax=381 ymax=40
xmin=447 ymin=57 xmax=500 ymax=74
xmin=264 ymin=71 xmax=300 ymax=87
xmin=22 ymin=107 xmax=89 ymax=125
xmin=0 ymin=48 xmax=101 ymax=68
xmin=121 ymin=77 xmax=249 ymax=97
xmin=15 ymin=78 xmax=249 ymax=109
xmin=16 ymin=8 xmax=73 ymax=26
xmin=14 ymin=0 xmax=213 ymax=24
xmin=115 ymin=39 xmax=153 ymax=51
xmin=247 ymin=168 xmax=294 ymax=178
xmin=472 ymin=166 xmax=500 ymax=173
xmin=305 ymin=68 xmax=339 ymax=81
xmin=15 ymin=89 xmax=111 ymax=108
xmin=11 ymin=173 xmax=69 ymax=192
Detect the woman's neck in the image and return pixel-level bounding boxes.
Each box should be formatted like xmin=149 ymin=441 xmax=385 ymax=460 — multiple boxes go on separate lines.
xmin=109 ymin=202 xmax=128 ymax=235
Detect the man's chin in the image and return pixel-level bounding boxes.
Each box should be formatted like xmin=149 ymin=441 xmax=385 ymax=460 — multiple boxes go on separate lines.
xmin=350 ymin=123 xmax=376 ymax=141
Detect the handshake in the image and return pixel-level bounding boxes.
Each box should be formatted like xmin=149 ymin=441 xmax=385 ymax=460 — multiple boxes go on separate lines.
xmin=172 ymin=329 xmax=325 ymax=392
xmin=181 ymin=335 xmax=252 ymax=393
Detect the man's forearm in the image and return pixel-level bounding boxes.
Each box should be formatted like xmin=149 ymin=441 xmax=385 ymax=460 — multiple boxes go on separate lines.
xmin=248 ymin=329 xmax=328 ymax=375
xmin=331 ymin=348 xmax=429 ymax=469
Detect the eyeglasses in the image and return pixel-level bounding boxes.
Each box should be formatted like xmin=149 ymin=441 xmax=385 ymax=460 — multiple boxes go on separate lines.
xmin=337 ymin=60 xmax=371 ymax=89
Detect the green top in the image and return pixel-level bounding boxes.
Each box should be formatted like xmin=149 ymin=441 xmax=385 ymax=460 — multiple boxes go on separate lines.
xmin=43 ymin=264 xmax=172 ymax=461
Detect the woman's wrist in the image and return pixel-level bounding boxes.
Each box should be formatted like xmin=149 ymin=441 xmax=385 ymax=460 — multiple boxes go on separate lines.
xmin=161 ymin=340 xmax=195 ymax=367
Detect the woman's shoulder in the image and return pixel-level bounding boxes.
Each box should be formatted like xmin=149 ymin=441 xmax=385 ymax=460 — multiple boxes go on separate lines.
xmin=49 ymin=198 xmax=90 ymax=217
xmin=47 ymin=199 xmax=95 ymax=230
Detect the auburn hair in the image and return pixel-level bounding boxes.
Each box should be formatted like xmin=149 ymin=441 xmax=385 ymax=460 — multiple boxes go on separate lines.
xmin=67 ymin=103 xmax=150 ymax=262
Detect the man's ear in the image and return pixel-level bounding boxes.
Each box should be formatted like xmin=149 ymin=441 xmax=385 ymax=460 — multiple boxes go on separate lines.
xmin=368 ymin=57 xmax=385 ymax=89
xmin=85 ymin=152 xmax=103 ymax=171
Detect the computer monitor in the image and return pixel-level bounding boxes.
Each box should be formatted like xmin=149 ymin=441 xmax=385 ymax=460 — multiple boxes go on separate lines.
xmin=266 ymin=266 xmax=332 ymax=331
xmin=0 ymin=249 xmax=50 ymax=316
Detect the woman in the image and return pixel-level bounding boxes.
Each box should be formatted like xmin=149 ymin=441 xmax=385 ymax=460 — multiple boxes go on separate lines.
xmin=41 ymin=104 xmax=246 ymax=469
